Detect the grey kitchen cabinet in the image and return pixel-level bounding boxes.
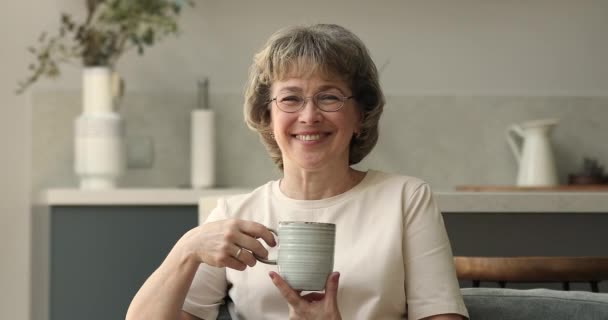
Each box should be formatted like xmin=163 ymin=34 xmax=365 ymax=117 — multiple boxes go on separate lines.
xmin=49 ymin=205 xmax=198 ymax=320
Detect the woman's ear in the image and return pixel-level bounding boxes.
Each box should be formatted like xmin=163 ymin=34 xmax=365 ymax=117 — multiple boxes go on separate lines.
xmin=353 ymin=120 xmax=362 ymax=138
xmin=356 ymin=113 xmax=364 ymax=135
xmin=357 ymin=104 xmax=365 ymax=126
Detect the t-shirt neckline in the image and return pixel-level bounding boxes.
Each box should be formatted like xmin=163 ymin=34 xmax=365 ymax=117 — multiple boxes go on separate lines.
xmin=271 ymin=170 xmax=376 ymax=209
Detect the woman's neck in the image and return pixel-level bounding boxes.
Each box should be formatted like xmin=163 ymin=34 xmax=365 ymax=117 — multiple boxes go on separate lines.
xmin=279 ymin=164 xmax=365 ymax=200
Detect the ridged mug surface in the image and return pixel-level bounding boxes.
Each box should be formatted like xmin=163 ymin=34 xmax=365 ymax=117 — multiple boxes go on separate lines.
xmin=277 ymin=222 xmax=335 ymax=291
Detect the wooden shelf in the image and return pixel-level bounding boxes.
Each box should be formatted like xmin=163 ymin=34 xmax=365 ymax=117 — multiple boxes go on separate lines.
xmin=455 ymin=185 xmax=608 ymax=192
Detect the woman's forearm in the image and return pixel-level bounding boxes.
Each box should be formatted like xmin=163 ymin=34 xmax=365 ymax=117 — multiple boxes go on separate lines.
xmin=126 ymin=231 xmax=200 ymax=320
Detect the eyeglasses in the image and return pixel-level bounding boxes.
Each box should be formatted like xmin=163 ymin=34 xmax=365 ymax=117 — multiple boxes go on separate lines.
xmin=269 ymin=92 xmax=354 ymax=113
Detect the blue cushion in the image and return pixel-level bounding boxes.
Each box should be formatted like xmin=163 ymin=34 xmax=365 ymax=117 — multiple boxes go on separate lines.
xmin=216 ymin=288 xmax=608 ymax=319
xmin=462 ymin=288 xmax=608 ymax=320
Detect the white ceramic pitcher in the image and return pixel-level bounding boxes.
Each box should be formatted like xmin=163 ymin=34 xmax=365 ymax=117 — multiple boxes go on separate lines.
xmin=506 ymin=118 xmax=559 ymax=186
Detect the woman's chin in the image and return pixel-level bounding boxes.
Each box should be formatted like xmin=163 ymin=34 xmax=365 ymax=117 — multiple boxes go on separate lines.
xmin=295 ymin=162 xmax=325 ymax=171
xmin=293 ymin=158 xmax=344 ymax=172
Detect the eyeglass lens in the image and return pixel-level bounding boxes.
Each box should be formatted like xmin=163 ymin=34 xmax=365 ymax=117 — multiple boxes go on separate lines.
xmin=275 ymin=92 xmax=347 ymax=112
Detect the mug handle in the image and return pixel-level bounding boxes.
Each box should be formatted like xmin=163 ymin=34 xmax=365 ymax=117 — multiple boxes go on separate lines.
xmin=255 ymin=228 xmax=278 ymax=265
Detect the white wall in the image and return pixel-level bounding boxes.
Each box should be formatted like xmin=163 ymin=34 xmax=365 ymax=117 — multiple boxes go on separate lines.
xmin=0 ymin=2 xmax=55 ymax=319
xmin=13 ymin=0 xmax=606 ymax=97
xmin=37 ymin=0 xmax=608 ymax=96
xmin=2 ymin=1 xmax=608 ymax=319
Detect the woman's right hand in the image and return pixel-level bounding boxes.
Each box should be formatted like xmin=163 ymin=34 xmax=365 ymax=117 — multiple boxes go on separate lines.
xmin=182 ymin=219 xmax=276 ymax=271
xmin=270 ymin=271 xmax=342 ymax=320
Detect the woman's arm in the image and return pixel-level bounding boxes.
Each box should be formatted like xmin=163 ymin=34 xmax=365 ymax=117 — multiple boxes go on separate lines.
xmin=126 ymin=229 xmax=202 ymax=320
xmin=178 ymin=311 xmax=201 ymax=320
xmin=422 ymin=314 xmax=465 ymax=320
xmin=402 ymin=183 xmax=469 ymax=320
xmin=126 ymin=220 xmax=274 ymax=320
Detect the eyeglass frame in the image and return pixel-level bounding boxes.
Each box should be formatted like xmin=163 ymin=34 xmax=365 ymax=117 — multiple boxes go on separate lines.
xmin=268 ymin=92 xmax=354 ymax=113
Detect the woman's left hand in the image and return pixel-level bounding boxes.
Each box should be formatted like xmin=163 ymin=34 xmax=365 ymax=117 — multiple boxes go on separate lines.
xmin=269 ymin=271 xmax=342 ymax=320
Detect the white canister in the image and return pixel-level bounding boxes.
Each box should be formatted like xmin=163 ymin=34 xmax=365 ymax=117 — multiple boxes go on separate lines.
xmin=190 ymin=109 xmax=215 ymax=188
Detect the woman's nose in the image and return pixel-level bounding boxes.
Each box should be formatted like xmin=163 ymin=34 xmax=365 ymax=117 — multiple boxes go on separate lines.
xmin=298 ymin=99 xmax=322 ymax=123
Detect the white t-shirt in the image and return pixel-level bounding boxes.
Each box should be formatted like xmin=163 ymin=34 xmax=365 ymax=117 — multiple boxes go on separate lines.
xmin=183 ymin=170 xmax=468 ymax=320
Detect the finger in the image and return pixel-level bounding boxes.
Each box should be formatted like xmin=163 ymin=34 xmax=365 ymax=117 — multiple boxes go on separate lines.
xmin=269 ymin=271 xmax=303 ymax=307
xmin=220 ymin=255 xmax=248 ymax=271
xmin=300 ymin=292 xmax=326 ymax=302
xmin=231 ymin=232 xmax=270 ymax=260
xmin=325 ymin=272 xmax=341 ymax=302
xmin=238 ymin=220 xmax=277 ymax=247
xmin=233 ymin=245 xmax=257 ymax=267
xmin=224 ymin=222 xmax=270 ymax=259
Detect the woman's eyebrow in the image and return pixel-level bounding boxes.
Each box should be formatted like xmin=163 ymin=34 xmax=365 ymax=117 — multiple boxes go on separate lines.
xmin=278 ymin=86 xmax=303 ymax=93
xmin=278 ymin=85 xmax=345 ymax=93
xmin=316 ymin=85 xmax=344 ymax=92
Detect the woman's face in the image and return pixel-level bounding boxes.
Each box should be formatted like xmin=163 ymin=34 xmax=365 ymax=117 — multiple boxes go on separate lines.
xmin=269 ymin=72 xmax=361 ymax=171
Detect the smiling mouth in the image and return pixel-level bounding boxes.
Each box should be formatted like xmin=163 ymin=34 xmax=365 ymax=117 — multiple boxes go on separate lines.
xmin=294 ymin=133 xmax=326 ymax=141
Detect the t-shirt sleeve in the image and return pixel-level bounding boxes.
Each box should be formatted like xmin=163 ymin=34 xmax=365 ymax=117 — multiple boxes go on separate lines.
xmin=402 ymin=183 xmax=469 ymax=320
xmin=182 ymin=198 xmax=230 ymax=319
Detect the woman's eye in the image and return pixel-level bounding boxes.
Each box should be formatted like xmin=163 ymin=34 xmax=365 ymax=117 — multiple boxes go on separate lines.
xmin=280 ymin=96 xmax=303 ymax=104
xmin=317 ymin=94 xmax=340 ymax=101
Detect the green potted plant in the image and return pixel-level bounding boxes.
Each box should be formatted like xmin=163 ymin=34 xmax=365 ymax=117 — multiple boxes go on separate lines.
xmin=17 ymin=0 xmax=193 ymax=94
xmin=18 ymin=0 xmax=193 ymax=189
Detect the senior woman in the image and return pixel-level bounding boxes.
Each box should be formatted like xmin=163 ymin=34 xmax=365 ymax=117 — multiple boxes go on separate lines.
xmin=127 ymin=24 xmax=468 ymax=320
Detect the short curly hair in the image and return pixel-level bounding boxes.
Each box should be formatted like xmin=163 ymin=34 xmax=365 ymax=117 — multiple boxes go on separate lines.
xmin=244 ymin=24 xmax=385 ymax=170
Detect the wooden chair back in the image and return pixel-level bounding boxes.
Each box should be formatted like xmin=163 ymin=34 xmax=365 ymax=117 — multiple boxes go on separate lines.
xmin=454 ymin=256 xmax=608 ymax=292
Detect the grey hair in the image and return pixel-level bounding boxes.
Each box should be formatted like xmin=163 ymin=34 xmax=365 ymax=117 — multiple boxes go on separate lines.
xmin=244 ymin=24 xmax=384 ymax=170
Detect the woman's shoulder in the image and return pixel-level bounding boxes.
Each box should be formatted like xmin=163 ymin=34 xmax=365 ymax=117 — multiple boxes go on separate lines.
xmin=222 ymin=180 xmax=275 ymax=205
xmin=365 ymin=170 xmax=430 ymax=193
xmin=215 ymin=180 xmax=277 ymax=218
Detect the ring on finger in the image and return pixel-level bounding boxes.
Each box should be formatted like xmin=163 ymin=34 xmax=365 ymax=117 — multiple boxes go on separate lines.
xmin=235 ymin=247 xmax=243 ymax=259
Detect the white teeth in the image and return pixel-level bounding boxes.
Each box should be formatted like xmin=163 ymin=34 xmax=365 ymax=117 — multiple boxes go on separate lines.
xmin=295 ymin=134 xmax=321 ymax=141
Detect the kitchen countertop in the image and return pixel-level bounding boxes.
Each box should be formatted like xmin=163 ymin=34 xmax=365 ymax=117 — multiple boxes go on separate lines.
xmin=39 ymin=188 xmax=608 ymax=213
xmin=38 ymin=188 xmax=250 ymax=206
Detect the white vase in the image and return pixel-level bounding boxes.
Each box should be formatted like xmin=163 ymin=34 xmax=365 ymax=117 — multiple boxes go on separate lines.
xmin=74 ymin=67 xmax=126 ymax=189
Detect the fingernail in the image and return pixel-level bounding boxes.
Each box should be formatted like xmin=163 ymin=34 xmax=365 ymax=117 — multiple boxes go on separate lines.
xmin=268 ymin=271 xmax=275 ymax=280
xmin=333 ymin=272 xmax=340 ymax=282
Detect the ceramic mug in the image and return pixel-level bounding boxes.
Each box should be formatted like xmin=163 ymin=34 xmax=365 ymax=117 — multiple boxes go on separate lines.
xmin=257 ymin=221 xmax=336 ymax=291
